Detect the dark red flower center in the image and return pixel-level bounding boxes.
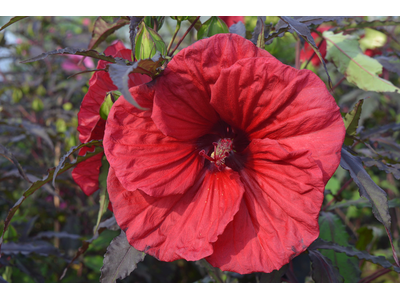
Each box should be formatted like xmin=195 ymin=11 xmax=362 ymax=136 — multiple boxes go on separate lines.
xmin=199 ymin=138 xmax=234 ymax=171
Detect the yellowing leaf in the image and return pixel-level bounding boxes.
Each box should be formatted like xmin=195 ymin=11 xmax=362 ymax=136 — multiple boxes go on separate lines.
xmin=323 ymin=31 xmax=399 ymax=93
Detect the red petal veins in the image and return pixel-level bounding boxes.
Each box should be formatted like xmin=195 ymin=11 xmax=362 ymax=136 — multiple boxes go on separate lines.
xmin=210 ymin=57 xmax=344 ymax=183
xmin=206 ymin=138 xmax=324 ymax=274
xmin=71 ymin=147 xmax=104 ymax=196
xmin=104 ymin=95 xmax=203 ymax=197
xmin=107 ymin=166 xmax=244 ymax=262
xmin=151 ymin=34 xmax=272 ymax=140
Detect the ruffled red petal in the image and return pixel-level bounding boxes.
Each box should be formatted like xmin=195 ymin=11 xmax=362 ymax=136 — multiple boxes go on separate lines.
xmin=151 ymin=34 xmax=271 ymax=140
xmin=74 ymin=41 xmax=151 ymax=196
xmin=104 ymin=92 xmax=204 ymax=197
xmin=71 ymin=146 xmax=104 ymax=196
xmin=206 ymin=138 xmax=324 ymax=274
xmin=211 ymin=57 xmax=344 ymax=184
xmin=107 ymin=166 xmax=244 ymax=261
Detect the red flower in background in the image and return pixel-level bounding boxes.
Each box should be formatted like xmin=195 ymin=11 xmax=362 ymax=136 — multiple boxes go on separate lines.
xmin=104 ymin=34 xmax=345 ymax=274
xmin=219 ymin=16 xmax=245 ymax=28
xmin=300 ymin=26 xmax=331 ymax=67
xmin=72 ymin=41 xmax=151 ymax=196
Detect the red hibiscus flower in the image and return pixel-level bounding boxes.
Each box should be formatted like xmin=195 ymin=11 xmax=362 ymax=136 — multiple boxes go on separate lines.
xmin=72 ymin=41 xmax=151 ymax=196
xmin=103 ymin=34 xmax=345 ymax=274
xmin=219 ymin=16 xmax=245 ymax=28
xmin=300 ymin=26 xmax=331 ymax=67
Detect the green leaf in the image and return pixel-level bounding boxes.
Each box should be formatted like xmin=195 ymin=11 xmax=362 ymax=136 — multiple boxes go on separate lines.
xmin=0 ymin=140 xmax=103 ymax=255
xmin=108 ymin=54 xmax=166 ymax=109
xmin=143 ymin=16 xmax=165 ymax=31
xmin=323 ymin=31 xmax=400 ymax=93
xmin=60 ymin=216 xmax=119 ymax=280
xmin=20 ymin=47 xmax=123 ymax=64
xmin=360 ymin=157 xmax=400 ymax=180
xmin=356 ymin=227 xmax=373 ymax=251
xmin=100 ymin=16 xmax=121 ymax=24
xmin=84 ymin=255 xmax=104 ymax=272
xmin=310 ymin=238 xmax=400 ymax=273
xmin=93 ymin=156 xmax=110 ymax=234
xmin=100 ymin=231 xmax=145 ymax=283
xmin=279 ymin=16 xmax=333 ymax=88
xmin=197 ymin=17 xmax=229 ymax=40
xmin=187 ymin=16 xmax=202 ymax=31
xmin=88 ymin=17 xmax=129 ymax=50
xmin=343 ymin=99 xmax=363 ymax=146
xmin=0 ymin=17 xmax=28 ymax=31
xmin=99 ymin=93 xmax=114 ymax=121
xmin=308 ymin=249 xmax=344 ymax=283
xmin=318 ymin=212 xmax=361 ymax=282
xmin=129 ymin=17 xmax=144 ymax=60
xmin=135 ymin=22 xmax=167 ymax=61
xmin=359 ymin=28 xmax=387 ymax=52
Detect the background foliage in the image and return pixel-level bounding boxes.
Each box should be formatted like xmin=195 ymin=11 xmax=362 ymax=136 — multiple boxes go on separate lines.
xmin=1 ymin=16 xmax=400 ymax=283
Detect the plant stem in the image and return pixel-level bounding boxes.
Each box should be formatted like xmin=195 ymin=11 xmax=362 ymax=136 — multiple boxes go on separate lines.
xmin=359 ymin=267 xmax=392 ymax=283
xmin=303 ymin=39 xmax=324 ymax=69
xmin=322 ymin=178 xmax=353 ymax=211
xmin=168 ymin=16 xmax=200 ymax=57
xmin=166 ymin=20 xmax=181 ymax=55
xmin=331 ymin=76 xmax=346 ymax=93
xmin=199 ymin=259 xmax=223 ymax=283
xmin=295 ymin=37 xmax=301 ymax=69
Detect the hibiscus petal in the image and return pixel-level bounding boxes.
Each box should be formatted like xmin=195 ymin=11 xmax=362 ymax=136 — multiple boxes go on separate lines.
xmin=107 ymin=166 xmax=244 ymax=262
xmin=104 ymin=96 xmax=204 ymax=197
xmin=151 ymin=34 xmax=272 ymax=140
xmin=210 ymin=57 xmax=344 ymax=183
xmin=71 ymin=147 xmax=104 ymax=196
xmin=206 ymin=138 xmax=324 ymax=274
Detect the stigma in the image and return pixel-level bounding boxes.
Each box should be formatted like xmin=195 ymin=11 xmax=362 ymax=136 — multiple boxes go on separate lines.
xmin=199 ymin=138 xmax=233 ymax=171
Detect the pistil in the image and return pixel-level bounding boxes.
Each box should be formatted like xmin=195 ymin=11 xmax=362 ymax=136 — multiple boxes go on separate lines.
xmin=199 ymin=138 xmax=233 ymax=171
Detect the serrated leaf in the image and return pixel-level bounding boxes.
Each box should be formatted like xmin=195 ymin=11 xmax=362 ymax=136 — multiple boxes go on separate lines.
xmin=280 ymin=16 xmax=333 ymax=87
xmin=32 ymin=231 xmax=81 ymax=240
xmin=310 ymin=238 xmax=400 ymax=273
xmin=22 ymin=120 xmax=54 ymax=150
xmin=229 ymin=21 xmax=246 ymax=38
xmin=275 ymin=16 xmax=346 ymax=33
xmin=94 ymin=156 xmax=110 ymax=234
xmin=344 ymin=99 xmax=363 ymax=146
xmin=21 ymin=47 xmax=121 ymax=64
xmin=376 ymin=56 xmax=400 ymax=76
xmin=361 ymin=122 xmax=400 ymax=139
xmin=100 ymin=231 xmax=145 ymax=283
xmin=308 ymin=249 xmax=344 ymax=283
xmin=52 ymin=140 xmax=103 ymax=187
xmin=1 ymin=241 xmax=61 ymax=257
xmin=99 ymin=93 xmax=114 ymax=121
xmin=108 ymin=54 xmax=165 ymax=109
xmin=318 ymin=212 xmax=361 ymax=282
xmin=0 ymin=144 xmax=31 ymax=183
xmin=327 ymin=198 xmax=400 ymax=210
xmin=251 ymin=16 xmax=266 ymax=45
xmin=0 ymin=16 xmax=28 ymax=31
xmin=135 ymin=22 xmax=167 ymax=61
xmin=360 ymin=157 xmax=400 ymax=180
xmin=323 ymin=31 xmax=400 ymax=93
xmin=197 ymin=17 xmax=229 ymax=40
xmin=340 ymin=147 xmax=390 ymax=228
xmin=0 ymin=140 xmax=103 ymax=255
xmin=88 ymin=17 xmax=129 ymax=50
xmin=60 ymin=216 xmax=119 ymax=280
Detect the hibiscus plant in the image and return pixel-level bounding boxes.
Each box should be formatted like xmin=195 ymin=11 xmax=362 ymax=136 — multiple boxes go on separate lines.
xmin=1 ymin=16 xmax=400 ymax=283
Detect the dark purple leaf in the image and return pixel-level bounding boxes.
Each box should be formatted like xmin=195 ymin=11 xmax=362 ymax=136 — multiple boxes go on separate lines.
xmin=361 ymin=157 xmax=400 ymax=180
xmin=279 ymin=16 xmax=333 ymax=88
xmin=229 ymin=21 xmax=246 ymax=38
xmin=100 ymin=230 xmax=145 ymax=283
xmin=20 ymin=47 xmax=122 ymax=64
xmin=33 ymin=231 xmax=81 ymax=240
xmin=376 ymin=56 xmax=400 ymax=76
xmin=275 ymin=16 xmax=346 ymax=33
xmin=361 ymin=122 xmax=400 ymax=139
xmin=310 ymin=238 xmax=400 ymax=273
xmin=251 ymin=16 xmax=266 ymax=46
xmin=0 ymin=140 xmax=103 ymax=256
xmin=0 ymin=144 xmax=31 ymax=183
xmin=308 ymin=249 xmax=344 ymax=283
xmin=1 ymin=241 xmax=61 ymax=257
xmin=88 ymin=17 xmax=130 ymax=50
xmin=60 ymin=216 xmax=119 ymax=280
xmin=259 ymin=264 xmax=288 ymax=283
